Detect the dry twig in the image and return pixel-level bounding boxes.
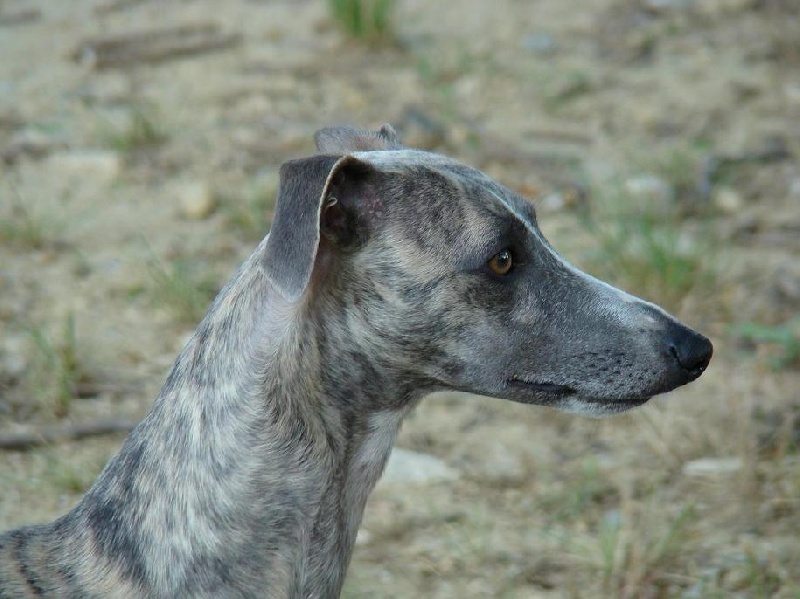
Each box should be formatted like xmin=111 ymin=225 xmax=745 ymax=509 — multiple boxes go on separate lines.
xmin=72 ymin=23 xmax=241 ymax=69
xmin=0 ymin=419 xmax=138 ymax=451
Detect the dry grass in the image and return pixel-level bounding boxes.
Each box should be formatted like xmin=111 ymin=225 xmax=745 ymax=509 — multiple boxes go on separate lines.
xmin=1 ymin=1 xmax=799 ymax=597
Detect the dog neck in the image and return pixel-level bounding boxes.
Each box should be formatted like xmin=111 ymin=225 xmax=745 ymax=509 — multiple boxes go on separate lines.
xmin=55 ymin=247 xmax=409 ymax=598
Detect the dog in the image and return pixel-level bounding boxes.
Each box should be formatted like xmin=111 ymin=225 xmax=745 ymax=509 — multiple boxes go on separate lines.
xmin=0 ymin=124 xmax=712 ymax=598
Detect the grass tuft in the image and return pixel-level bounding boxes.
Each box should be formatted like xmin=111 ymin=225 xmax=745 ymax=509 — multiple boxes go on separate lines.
xmin=148 ymin=257 xmax=218 ymax=325
xmin=0 ymin=193 xmax=62 ymax=250
xmin=106 ymin=105 xmax=166 ymax=155
xmin=732 ymin=318 xmax=800 ymax=370
xmin=594 ymin=502 xmax=696 ymax=596
xmin=328 ymin=0 xmax=396 ymax=43
xmin=25 ymin=314 xmax=87 ymax=419
xmin=223 ymin=175 xmax=278 ymax=242
xmin=579 ymin=184 xmax=715 ymax=313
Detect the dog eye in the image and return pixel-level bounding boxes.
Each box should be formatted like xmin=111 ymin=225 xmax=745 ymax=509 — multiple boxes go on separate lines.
xmin=487 ymin=249 xmax=513 ymax=275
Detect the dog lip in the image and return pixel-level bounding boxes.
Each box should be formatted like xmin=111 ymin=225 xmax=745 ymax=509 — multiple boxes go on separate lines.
xmin=507 ymin=377 xmax=574 ymax=396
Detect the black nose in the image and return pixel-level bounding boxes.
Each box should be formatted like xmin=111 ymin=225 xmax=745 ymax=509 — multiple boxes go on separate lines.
xmin=668 ymin=326 xmax=713 ymax=381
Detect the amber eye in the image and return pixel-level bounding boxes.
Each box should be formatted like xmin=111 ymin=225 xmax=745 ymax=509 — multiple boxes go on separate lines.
xmin=487 ymin=249 xmax=513 ymax=275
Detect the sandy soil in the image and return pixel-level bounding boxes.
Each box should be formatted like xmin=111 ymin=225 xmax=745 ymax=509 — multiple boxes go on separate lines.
xmin=1 ymin=0 xmax=799 ymax=596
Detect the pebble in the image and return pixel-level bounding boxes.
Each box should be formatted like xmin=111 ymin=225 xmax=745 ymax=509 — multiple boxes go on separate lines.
xmin=522 ymin=32 xmax=558 ymax=56
xmin=538 ymin=192 xmax=566 ymax=212
xmin=1 ymin=335 xmax=28 ymax=379
xmin=784 ymin=84 xmax=800 ymax=105
xmin=695 ymin=0 xmax=753 ymax=16
xmin=354 ymin=529 xmax=371 ymax=546
xmin=378 ymin=448 xmax=459 ymax=485
xmin=682 ymin=457 xmax=743 ymax=476
xmin=468 ymin=442 xmax=527 ymax=485
xmin=624 ymin=175 xmax=675 ymax=213
xmin=48 ymin=150 xmax=122 ymax=184
xmin=712 ymin=186 xmax=744 ymax=214
xmin=175 ymin=181 xmax=216 ymax=220
xmin=641 ymin=0 xmax=692 ymax=12
xmin=775 ymin=266 xmax=800 ymax=303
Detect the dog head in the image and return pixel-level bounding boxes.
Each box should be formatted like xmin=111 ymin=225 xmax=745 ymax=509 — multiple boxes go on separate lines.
xmin=261 ymin=125 xmax=712 ymax=415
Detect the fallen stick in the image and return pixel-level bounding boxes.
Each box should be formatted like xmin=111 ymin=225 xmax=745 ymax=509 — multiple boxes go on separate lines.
xmin=94 ymin=0 xmax=152 ymax=15
xmin=0 ymin=8 xmax=41 ymax=26
xmin=0 ymin=419 xmax=139 ymax=451
xmin=72 ymin=23 xmax=242 ymax=69
xmin=696 ymin=137 xmax=792 ymax=203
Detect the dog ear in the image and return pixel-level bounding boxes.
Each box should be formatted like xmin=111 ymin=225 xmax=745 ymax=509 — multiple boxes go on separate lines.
xmin=314 ymin=124 xmax=403 ymax=153
xmin=261 ymin=154 xmax=378 ymax=302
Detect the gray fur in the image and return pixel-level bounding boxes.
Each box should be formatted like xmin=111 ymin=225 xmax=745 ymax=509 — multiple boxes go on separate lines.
xmin=0 ymin=125 xmax=712 ymax=598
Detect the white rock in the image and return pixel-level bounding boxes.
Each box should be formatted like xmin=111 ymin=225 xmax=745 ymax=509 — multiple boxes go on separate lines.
xmin=695 ymin=0 xmax=752 ymax=16
xmin=682 ymin=457 xmax=743 ymax=476
xmin=624 ymin=175 xmax=675 ymax=211
xmin=1 ymin=335 xmax=28 ymax=378
xmin=355 ymin=529 xmax=371 ymax=546
xmin=538 ymin=192 xmax=566 ymax=212
xmin=378 ymin=448 xmax=459 ymax=485
xmin=176 ymin=181 xmax=216 ymax=220
xmin=784 ymin=84 xmax=800 ymax=105
xmin=712 ymin=186 xmax=743 ymax=214
xmin=522 ymin=32 xmax=557 ymax=56
xmin=641 ymin=0 xmax=693 ymax=12
xmin=465 ymin=441 xmax=527 ymax=485
xmin=48 ymin=150 xmax=121 ymax=184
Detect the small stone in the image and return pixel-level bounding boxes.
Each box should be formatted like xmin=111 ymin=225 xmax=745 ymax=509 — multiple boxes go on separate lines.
xmin=354 ymin=529 xmax=371 ymax=546
xmin=1 ymin=335 xmax=28 ymax=379
xmin=378 ymin=448 xmax=459 ymax=485
xmin=789 ymin=177 xmax=800 ymax=198
xmin=468 ymin=442 xmax=527 ymax=485
xmin=712 ymin=186 xmax=744 ymax=214
xmin=695 ymin=0 xmax=752 ymax=16
xmin=641 ymin=0 xmax=693 ymax=13
xmin=625 ymin=175 xmax=675 ymax=206
xmin=538 ymin=193 xmax=565 ymax=212
xmin=49 ymin=150 xmax=122 ymax=184
xmin=623 ymin=175 xmax=675 ymax=215
xmin=775 ymin=267 xmax=800 ymax=303
xmin=682 ymin=457 xmax=743 ymax=476
xmin=784 ymin=84 xmax=800 ymax=105
xmin=176 ymin=181 xmax=216 ymax=220
xmin=522 ymin=32 xmax=558 ymax=56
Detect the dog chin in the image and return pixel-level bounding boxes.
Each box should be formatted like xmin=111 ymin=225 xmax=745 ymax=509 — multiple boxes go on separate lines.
xmin=554 ymin=396 xmax=652 ymax=418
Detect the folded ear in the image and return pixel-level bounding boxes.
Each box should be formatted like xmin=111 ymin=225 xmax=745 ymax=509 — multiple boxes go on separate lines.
xmin=261 ymin=154 xmax=376 ymax=302
xmin=314 ymin=123 xmax=403 ymax=153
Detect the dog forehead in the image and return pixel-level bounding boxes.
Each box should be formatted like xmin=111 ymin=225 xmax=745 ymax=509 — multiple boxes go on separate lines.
xmin=350 ymin=149 xmax=532 ymax=224
xmin=351 ymin=149 xmax=462 ymax=170
xmin=352 ymin=149 xmax=540 ymax=263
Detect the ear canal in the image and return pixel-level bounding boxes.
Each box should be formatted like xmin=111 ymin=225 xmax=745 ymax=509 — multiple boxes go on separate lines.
xmin=260 ymin=155 xmax=372 ymax=302
xmin=314 ymin=124 xmax=403 ymax=153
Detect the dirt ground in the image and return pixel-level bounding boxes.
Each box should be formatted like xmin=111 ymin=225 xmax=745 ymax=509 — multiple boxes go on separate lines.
xmin=1 ymin=0 xmax=799 ymax=597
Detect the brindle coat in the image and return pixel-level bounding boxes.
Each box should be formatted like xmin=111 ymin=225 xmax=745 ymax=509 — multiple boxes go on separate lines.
xmin=0 ymin=125 xmax=712 ymax=598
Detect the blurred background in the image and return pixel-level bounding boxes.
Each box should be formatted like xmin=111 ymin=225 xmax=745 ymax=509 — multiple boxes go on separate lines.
xmin=0 ymin=0 xmax=798 ymax=596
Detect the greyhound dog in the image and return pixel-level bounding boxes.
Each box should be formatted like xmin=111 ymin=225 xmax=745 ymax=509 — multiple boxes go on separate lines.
xmin=0 ymin=124 xmax=712 ymax=598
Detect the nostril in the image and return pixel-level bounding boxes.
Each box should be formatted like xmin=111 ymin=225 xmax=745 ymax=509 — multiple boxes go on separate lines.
xmin=669 ymin=331 xmax=713 ymax=380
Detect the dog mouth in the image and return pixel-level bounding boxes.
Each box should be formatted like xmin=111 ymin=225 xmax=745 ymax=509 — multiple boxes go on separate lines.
xmin=504 ymin=377 xmax=652 ymax=412
xmin=506 ymin=377 xmax=575 ymax=398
